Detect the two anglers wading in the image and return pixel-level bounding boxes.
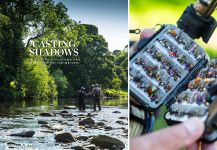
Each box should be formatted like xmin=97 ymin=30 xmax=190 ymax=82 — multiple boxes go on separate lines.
xmin=78 ymin=84 xmax=102 ymax=112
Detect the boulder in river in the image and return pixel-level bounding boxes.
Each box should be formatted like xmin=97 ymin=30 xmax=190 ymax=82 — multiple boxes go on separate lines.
xmin=70 ymin=146 xmax=85 ymax=150
xmin=91 ymin=135 xmax=125 ymax=149
xmin=38 ymin=120 xmax=48 ymax=124
xmin=112 ymin=111 xmax=121 ymax=114
xmin=60 ymin=110 xmax=68 ymax=114
xmin=41 ymin=124 xmax=62 ymax=131
xmin=64 ymin=105 xmax=76 ymax=109
xmin=76 ymin=135 xmax=89 ymax=141
xmin=119 ymin=116 xmax=128 ymax=120
xmin=87 ymin=113 xmax=91 ymax=117
xmin=116 ymin=120 xmax=124 ymax=125
xmin=10 ymin=131 xmax=35 ymax=138
xmin=23 ymin=117 xmax=34 ymax=120
xmin=50 ymin=124 xmax=62 ymax=131
xmin=55 ymin=132 xmax=75 ymax=143
xmin=60 ymin=113 xmax=73 ymax=118
xmin=104 ymin=126 xmax=113 ymax=131
xmin=79 ymin=118 xmax=95 ymax=126
xmin=97 ymin=122 xmax=105 ymax=126
xmin=40 ymin=112 xmax=55 ymax=117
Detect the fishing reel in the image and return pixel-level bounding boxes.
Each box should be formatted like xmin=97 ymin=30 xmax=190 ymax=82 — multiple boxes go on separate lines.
xmin=130 ymin=0 xmax=217 ymax=142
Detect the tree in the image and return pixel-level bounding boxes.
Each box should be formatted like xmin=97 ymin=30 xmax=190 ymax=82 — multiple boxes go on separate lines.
xmin=0 ymin=0 xmax=71 ymax=100
xmin=52 ymin=69 xmax=68 ymax=98
xmin=16 ymin=57 xmax=58 ymax=100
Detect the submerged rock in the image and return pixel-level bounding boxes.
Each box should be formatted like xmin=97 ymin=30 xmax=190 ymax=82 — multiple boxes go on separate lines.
xmin=70 ymin=146 xmax=85 ymax=150
xmin=91 ymin=135 xmax=125 ymax=149
xmin=23 ymin=117 xmax=34 ymax=120
xmin=10 ymin=131 xmax=35 ymax=138
xmin=104 ymin=126 xmax=113 ymax=131
xmin=60 ymin=113 xmax=73 ymax=118
xmin=71 ymin=129 xmax=78 ymax=133
xmin=40 ymin=112 xmax=55 ymax=117
xmin=119 ymin=116 xmax=128 ymax=120
xmin=79 ymin=118 xmax=95 ymax=126
xmin=7 ymin=142 xmax=16 ymax=145
xmin=116 ymin=120 xmax=124 ymax=124
xmin=40 ymin=130 xmax=54 ymax=133
xmin=97 ymin=122 xmax=105 ymax=126
xmin=55 ymin=132 xmax=75 ymax=143
xmin=112 ymin=111 xmax=121 ymax=114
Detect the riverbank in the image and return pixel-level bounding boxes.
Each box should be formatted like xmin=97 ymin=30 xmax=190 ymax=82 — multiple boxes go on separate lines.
xmin=0 ymin=99 xmax=128 ymax=150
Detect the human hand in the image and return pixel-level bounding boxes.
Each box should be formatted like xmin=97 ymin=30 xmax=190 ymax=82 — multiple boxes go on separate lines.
xmin=130 ymin=117 xmax=216 ymax=150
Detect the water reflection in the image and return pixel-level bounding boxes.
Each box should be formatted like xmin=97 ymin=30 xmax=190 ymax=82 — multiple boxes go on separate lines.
xmin=0 ymin=97 xmax=128 ymax=117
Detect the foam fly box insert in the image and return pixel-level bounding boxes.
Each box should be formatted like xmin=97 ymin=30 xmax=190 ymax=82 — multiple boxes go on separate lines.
xmin=130 ymin=24 xmax=209 ymax=110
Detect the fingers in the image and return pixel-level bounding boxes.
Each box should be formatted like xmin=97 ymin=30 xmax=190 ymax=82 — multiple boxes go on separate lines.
xmin=187 ymin=143 xmax=199 ymax=150
xmin=129 ymin=29 xmax=155 ymax=57
xmin=140 ymin=29 xmax=155 ymax=39
xmin=129 ymin=41 xmax=139 ymax=57
xmin=130 ymin=118 xmax=204 ymax=150
xmin=202 ymin=143 xmax=217 ymax=150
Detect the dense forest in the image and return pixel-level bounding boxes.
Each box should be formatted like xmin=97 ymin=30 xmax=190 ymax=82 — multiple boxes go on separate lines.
xmin=0 ymin=0 xmax=128 ymax=100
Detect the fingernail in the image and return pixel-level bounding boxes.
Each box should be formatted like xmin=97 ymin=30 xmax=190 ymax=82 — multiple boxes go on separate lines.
xmin=183 ymin=118 xmax=204 ymax=134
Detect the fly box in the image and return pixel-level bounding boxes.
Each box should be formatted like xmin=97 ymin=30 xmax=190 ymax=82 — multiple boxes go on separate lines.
xmin=130 ymin=24 xmax=217 ymax=142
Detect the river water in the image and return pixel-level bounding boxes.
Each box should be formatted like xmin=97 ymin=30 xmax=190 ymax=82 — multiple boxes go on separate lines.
xmin=0 ymin=98 xmax=128 ymax=150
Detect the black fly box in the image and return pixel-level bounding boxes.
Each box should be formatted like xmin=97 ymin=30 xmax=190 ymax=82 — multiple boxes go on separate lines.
xmin=130 ymin=24 xmax=209 ymax=110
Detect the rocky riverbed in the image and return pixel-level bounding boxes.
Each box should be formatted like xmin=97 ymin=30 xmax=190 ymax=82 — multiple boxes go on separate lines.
xmin=0 ymin=104 xmax=128 ymax=150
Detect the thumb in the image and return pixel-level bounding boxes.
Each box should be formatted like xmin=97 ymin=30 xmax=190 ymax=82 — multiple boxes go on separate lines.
xmin=130 ymin=117 xmax=204 ymax=150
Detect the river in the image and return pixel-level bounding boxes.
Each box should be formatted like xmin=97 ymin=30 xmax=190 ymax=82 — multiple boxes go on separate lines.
xmin=0 ymin=97 xmax=128 ymax=150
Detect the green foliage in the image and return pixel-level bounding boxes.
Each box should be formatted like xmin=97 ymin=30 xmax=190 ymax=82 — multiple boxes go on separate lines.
xmin=102 ymin=97 xmax=128 ymax=107
xmin=82 ymin=24 xmax=98 ymax=35
xmin=48 ymin=24 xmax=127 ymax=96
xmin=52 ymin=69 xmax=69 ymax=98
xmin=104 ymin=89 xmax=128 ymax=97
xmin=0 ymin=0 xmax=71 ymax=100
xmin=16 ymin=57 xmax=58 ymax=100
xmin=0 ymin=0 xmax=128 ymax=100
xmin=113 ymin=51 xmax=128 ymax=90
xmin=111 ymin=76 xmax=122 ymax=90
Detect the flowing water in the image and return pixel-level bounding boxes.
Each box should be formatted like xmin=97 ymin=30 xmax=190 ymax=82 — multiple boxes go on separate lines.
xmin=0 ymin=98 xmax=128 ymax=150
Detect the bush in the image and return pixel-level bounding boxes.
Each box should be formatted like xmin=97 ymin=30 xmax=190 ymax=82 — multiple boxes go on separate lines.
xmin=16 ymin=57 xmax=58 ymax=100
xmin=104 ymin=89 xmax=127 ymax=97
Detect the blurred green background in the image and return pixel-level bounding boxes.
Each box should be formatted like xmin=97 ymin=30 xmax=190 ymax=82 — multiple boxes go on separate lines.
xmin=130 ymin=0 xmax=217 ymax=58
